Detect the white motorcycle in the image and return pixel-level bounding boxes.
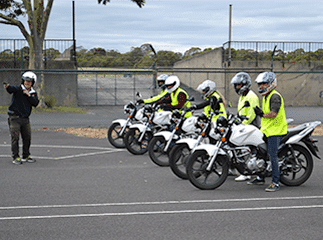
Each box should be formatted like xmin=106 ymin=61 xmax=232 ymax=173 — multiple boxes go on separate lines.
xmin=107 ymin=101 xmax=144 ymax=148
xmin=186 ymin=102 xmax=321 ymax=190
xmin=124 ymin=103 xmax=172 ymax=155
xmin=148 ymin=107 xmax=199 ymax=167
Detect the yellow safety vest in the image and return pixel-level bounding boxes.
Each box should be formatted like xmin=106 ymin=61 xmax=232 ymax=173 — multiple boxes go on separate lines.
xmin=204 ymin=92 xmax=227 ymax=122
xmin=171 ymin=88 xmax=192 ymax=118
xmin=238 ymin=90 xmax=259 ymax=125
xmin=261 ymin=90 xmax=287 ymax=137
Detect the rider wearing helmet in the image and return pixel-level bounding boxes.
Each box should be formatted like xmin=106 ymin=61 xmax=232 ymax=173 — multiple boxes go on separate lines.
xmin=159 ymin=75 xmax=192 ymax=118
xmin=231 ymin=72 xmax=260 ymax=128
xmin=248 ymin=72 xmax=287 ymax=192
xmin=188 ymin=79 xmax=227 ymax=122
xmin=3 ymin=71 xmax=39 ymax=165
xmin=231 ymin=72 xmax=260 ymax=182
xmin=137 ymin=74 xmax=169 ymax=104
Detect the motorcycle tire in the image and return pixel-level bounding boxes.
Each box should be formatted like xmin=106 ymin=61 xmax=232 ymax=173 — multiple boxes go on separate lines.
xmin=124 ymin=128 xmax=153 ymax=155
xmin=279 ymin=144 xmax=313 ymax=186
xmin=186 ymin=150 xmax=229 ymax=190
xmin=148 ymin=136 xmax=172 ymax=167
xmin=169 ymin=144 xmax=191 ymax=179
xmin=107 ymin=123 xmax=129 ymax=148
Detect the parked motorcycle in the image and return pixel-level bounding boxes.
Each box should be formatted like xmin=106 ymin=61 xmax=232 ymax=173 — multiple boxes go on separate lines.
xmin=186 ymin=102 xmax=321 ymax=190
xmin=107 ymin=101 xmax=144 ymax=148
xmin=148 ymin=105 xmax=199 ymax=167
xmin=123 ymin=103 xmax=172 ymax=155
xmin=168 ymin=109 xmax=221 ymax=179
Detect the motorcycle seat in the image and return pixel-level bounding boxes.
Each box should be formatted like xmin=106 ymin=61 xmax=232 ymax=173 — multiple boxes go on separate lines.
xmin=281 ymin=125 xmax=307 ymax=144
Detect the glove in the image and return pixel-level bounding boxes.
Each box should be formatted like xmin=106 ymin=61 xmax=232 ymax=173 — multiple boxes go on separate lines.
xmin=136 ymin=99 xmax=144 ymax=104
xmin=254 ymin=106 xmax=264 ymax=117
xmin=187 ymin=105 xmax=197 ymax=112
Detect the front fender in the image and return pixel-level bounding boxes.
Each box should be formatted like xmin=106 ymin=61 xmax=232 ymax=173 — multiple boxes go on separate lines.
xmin=129 ymin=123 xmax=147 ymax=133
xmin=192 ymin=144 xmax=226 ymax=156
xmin=176 ymin=138 xmax=200 ymax=149
xmin=154 ymin=131 xmax=173 ymax=141
xmin=112 ymin=119 xmax=130 ymax=127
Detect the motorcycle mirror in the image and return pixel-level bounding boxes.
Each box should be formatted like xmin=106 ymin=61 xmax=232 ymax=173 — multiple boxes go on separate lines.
xmin=136 ymin=92 xmax=142 ymax=98
xmin=244 ymin=101 xmax=250 ymax=107
xmin=217 ymin=98 xmax=223 ymax=104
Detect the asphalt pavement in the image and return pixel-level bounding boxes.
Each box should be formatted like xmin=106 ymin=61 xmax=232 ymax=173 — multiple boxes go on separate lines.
xmin=0 ymin=105 xmax=323 ymax=240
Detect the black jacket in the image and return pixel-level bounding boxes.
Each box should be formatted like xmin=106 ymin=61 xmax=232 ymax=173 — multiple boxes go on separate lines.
xmin=6 ymin=85 xmax=39 ymax=118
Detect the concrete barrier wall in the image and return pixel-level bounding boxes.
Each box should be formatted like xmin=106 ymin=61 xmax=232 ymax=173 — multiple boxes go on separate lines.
xmin=172 ymin=48 xmax=323 ymax=107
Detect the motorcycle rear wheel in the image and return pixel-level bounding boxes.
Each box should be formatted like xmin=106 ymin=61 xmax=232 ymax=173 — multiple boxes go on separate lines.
xmin=124 ymin=128 xmax=153 ymax=155
xmin=186 ymin=150 xmax=229 ymax=190
xmin=169 ymin=144 xmax=191 ymax=179
xmin=279 ymin=144 xmax=313 ymax=186
xmin=107 ymin=123 xmax=129 ymax=148
xmin=148 ymin=136 xmax=171 ymax=167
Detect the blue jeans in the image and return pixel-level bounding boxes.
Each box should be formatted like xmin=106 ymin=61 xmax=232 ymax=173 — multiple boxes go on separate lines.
xmin=267 ymin=135 xmax=282 ymax=185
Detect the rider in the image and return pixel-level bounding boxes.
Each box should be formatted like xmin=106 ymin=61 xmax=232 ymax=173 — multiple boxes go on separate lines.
xmin=159 ymin=75 xmax=192 ymax=118
xmin=248 ymin=72 xmax=287 ymax=192
xmin=136 ymin=74 xmax=169 ymax=104
xmin=187 ymin=79 xmax=227 ymax=122
xmin=230 ymin=72 xmax=260 ymax=182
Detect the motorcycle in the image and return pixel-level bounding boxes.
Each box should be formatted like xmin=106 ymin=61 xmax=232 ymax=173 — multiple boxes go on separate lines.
xmin=148 ymin=105 xmax=199 ymax=167
xmin=107 ymin=101 xmax=144 ymax=148
xmin=123 ymin=103 xmax=172 ymax=155
xmin=186 ymin=102 xmax=321 ymax=190
xmin=168 ymin=105 xmax=222 ymax=179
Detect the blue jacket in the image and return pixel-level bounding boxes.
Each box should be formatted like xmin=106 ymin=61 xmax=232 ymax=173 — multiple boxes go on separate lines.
xmin=6 ymin=85 xmax=39 ymax=118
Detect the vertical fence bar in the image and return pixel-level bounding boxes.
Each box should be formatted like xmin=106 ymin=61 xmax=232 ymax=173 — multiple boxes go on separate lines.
xmin=115 ymin=74 xmax=117 ymax=106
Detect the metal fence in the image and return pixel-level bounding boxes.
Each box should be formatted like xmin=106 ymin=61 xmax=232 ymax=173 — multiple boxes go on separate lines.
xmin=223 ymin=41 xmax=323 ymax=66
xmin=0 ymin=39 xmax=74 ymax=68
xmin=77 ymin=70 xmax=156 ymax=106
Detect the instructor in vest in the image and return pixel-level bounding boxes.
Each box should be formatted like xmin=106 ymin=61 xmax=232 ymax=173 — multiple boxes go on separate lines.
xmin=247 ymin=72 xmax=287 ymax=192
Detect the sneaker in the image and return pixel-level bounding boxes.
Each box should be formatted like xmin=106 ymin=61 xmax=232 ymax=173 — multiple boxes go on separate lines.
xmin=12 ymin=157 xmax=22 ymax=165
xmin=22 ymin=156 xmax=36 ymax=163
xmin=247 ymin=177 xmax=265 ymax=185
xmin=235 ymin=175 xmax=251 ymax=182
xmin=265 ymin=183 xmax=280 ymax=192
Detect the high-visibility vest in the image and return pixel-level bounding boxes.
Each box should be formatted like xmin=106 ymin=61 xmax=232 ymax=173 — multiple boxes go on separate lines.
xmin=204 ymin=92 xmax=227 ymax=122
xmin=171 ymin=88 xmax=192 ymax=118
xmin=238 ymin=90 xmax=259 ymax=126
xmin=143 ymin=89 xmax=168 ymax=104
xmin=261 ymin=90 xmax=287 ymax=137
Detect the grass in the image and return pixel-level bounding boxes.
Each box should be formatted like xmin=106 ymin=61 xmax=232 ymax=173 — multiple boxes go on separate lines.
xmin=0 ymin=105 xmax=86 ymax=114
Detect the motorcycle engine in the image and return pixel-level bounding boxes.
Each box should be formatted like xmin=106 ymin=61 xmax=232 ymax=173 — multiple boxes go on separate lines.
xmin=246 ymin=157 xmax=265 ymax=172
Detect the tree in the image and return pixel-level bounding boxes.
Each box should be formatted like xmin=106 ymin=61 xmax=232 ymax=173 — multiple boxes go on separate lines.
xmin=98 ymin=0 xmax=145 ymax=8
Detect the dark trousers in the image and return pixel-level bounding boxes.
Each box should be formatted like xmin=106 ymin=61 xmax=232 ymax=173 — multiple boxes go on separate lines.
xmin=8 ymin=116 xmax=31 ymax=159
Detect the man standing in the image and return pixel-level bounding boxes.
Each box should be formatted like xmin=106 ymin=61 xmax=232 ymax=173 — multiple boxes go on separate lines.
xmin=248 ymin=72 xmax=287 ymax=192
xmin=3 ymin=71 xmax=39 ymax=165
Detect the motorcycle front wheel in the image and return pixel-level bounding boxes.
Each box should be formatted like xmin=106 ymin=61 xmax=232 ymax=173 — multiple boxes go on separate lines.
xmin=186 ymin=150 xmax=229 ymax=190
xmin=107 ymin=123 xmax=129 ymax=148
xmin=279 ymin=144 xmax=313 ymax=186
xmin=148 ymin=136 xmax=172 ymax=167
xmin=169 ymin=144 xmax=191 ymax=179
xmin=124 ymin=129 xmax=153 ymax=155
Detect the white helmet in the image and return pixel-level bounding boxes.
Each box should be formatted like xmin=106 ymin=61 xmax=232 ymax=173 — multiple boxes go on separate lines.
xmin=197 ymin=80 xmax=216 ymax=98
xmin=255 ymin=72 xmax=277 ymax=96
xmin=164 ymin=75 xmax=180 ymax=93
xmin=156 ymin=74 xmax=168 ymax=88
xmin=21 ymin=71 xmax=37 ymax=86
xmin=230 ymin=72 xmax=251 ymax=95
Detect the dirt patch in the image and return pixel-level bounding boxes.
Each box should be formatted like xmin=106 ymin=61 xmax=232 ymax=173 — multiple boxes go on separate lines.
xmin=38 ymin=125 xmax=323 ymax=139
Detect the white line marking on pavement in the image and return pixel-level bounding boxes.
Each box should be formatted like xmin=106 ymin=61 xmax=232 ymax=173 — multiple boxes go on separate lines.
xmin=0 ymin=144 xmax=125 ymax=159
xmin=1 ymin=195 xmax=322 ymax=210
xmin=1 ymin=205 xmax=323 ymax=220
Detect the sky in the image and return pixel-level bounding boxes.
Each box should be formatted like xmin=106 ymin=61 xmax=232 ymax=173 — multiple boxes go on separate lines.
xmin=1 ymin=0 xmax=323 ymax=54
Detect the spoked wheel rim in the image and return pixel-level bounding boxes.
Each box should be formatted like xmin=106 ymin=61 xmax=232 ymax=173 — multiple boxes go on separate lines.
xmin=148 ymin=136 xmax=170 ymax=166
xmin=169 ymin=144 xmax=191 ymax=179
xmin=108 ymin=123 xmax=128 ymax=148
